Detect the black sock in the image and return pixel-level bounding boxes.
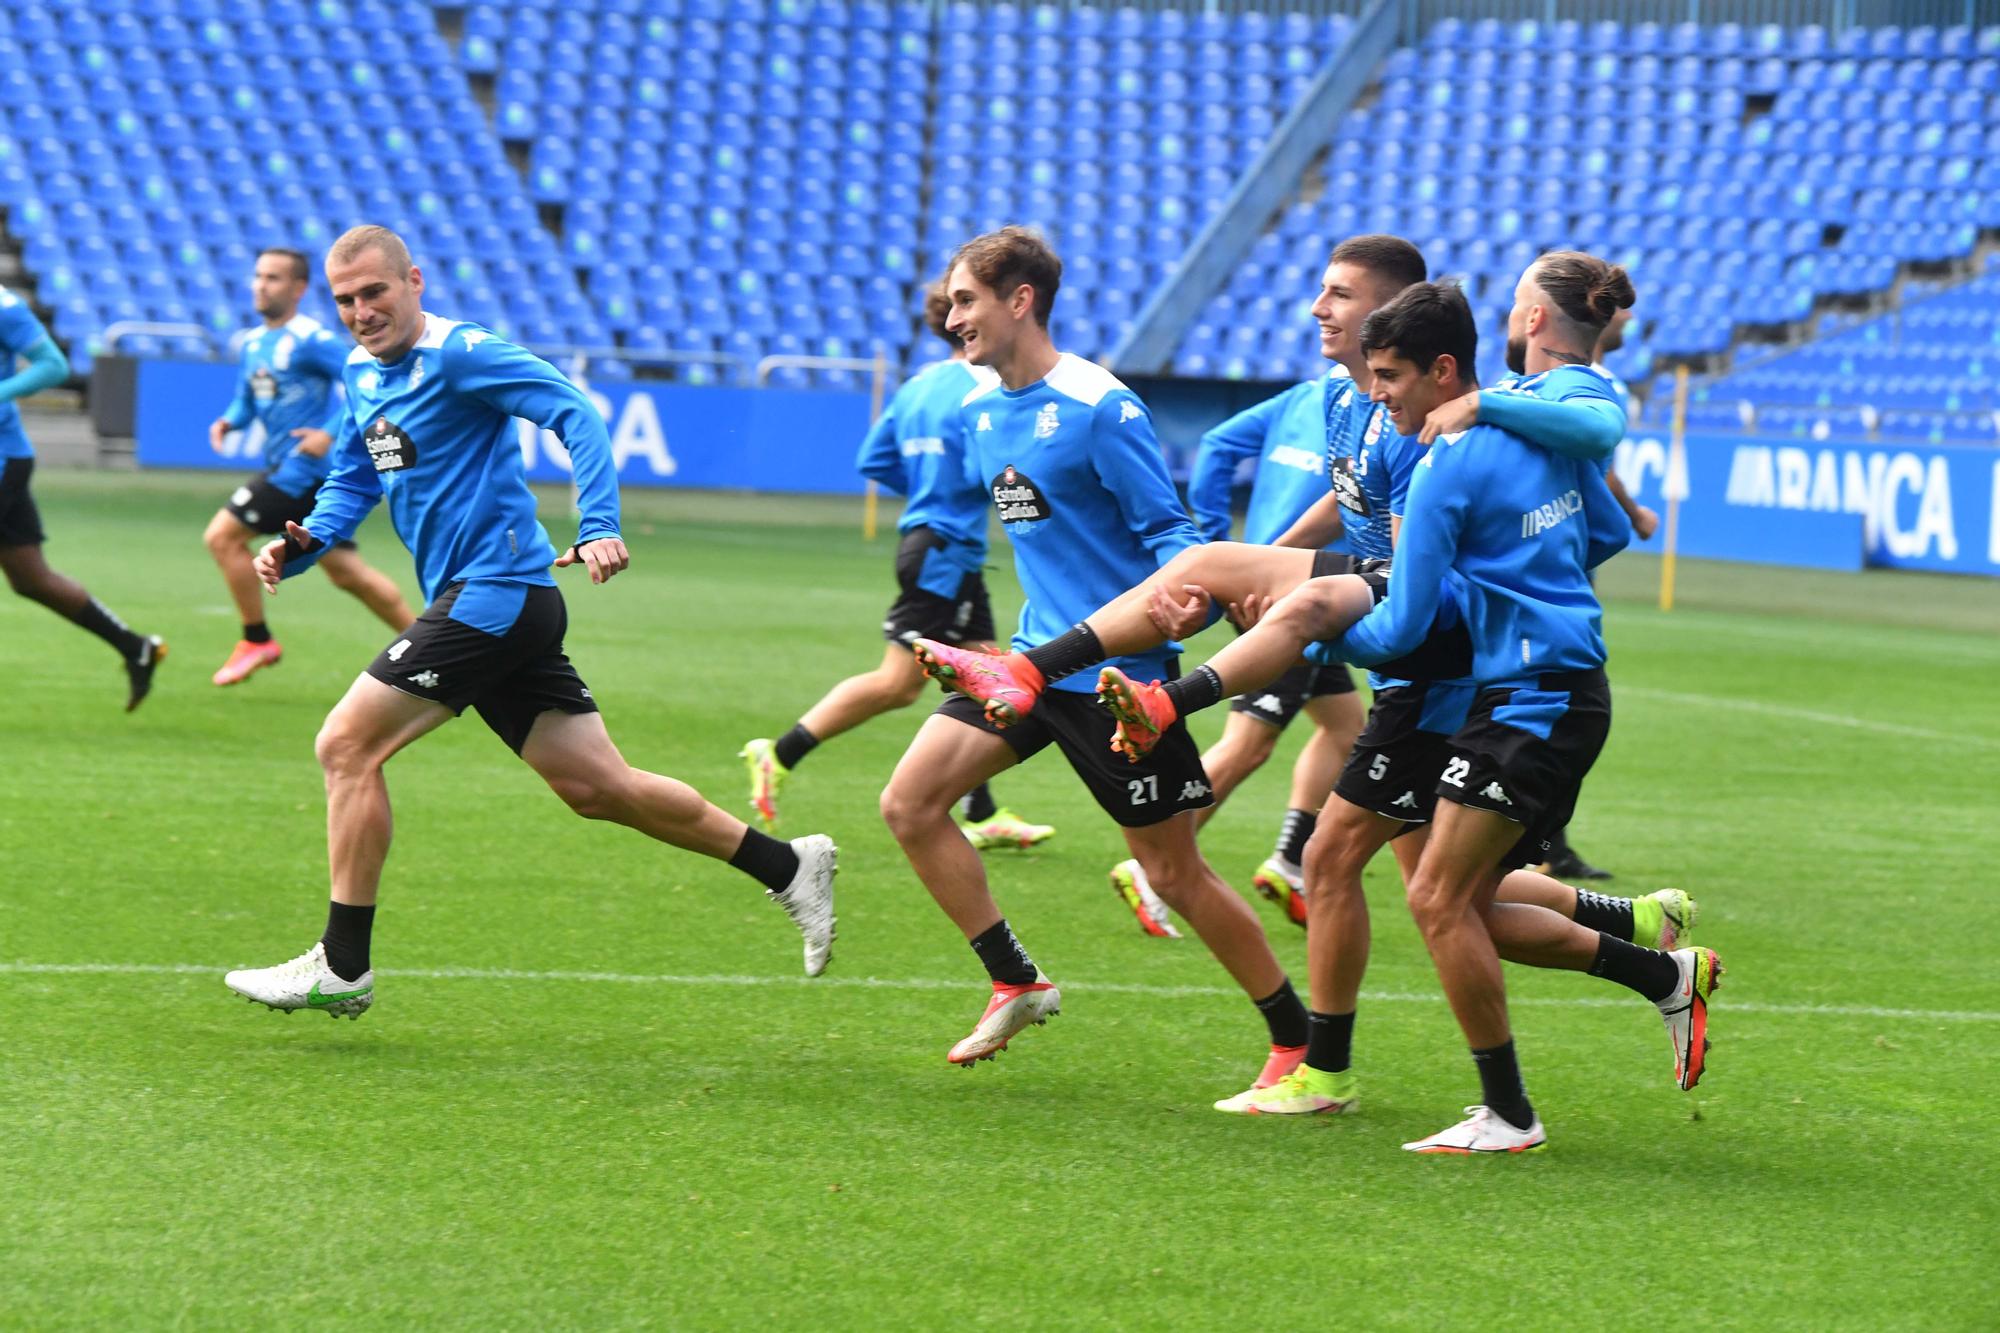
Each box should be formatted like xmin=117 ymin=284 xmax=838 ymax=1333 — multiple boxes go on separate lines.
xmin=1305 ymin=1008 xmax=1355 ymax=1074
xmin=1021 ymin=621 xmax=1103 ymax=685
xmin=243 ymin=621 xmax=272 ymax=644
xmin=1161 ymin=663 xmax=1225 ymax=718
xmin=70 ymin=597 xmax=145 ymax=659
xmin=961 ymin=783 xmax=998 ymax=823
xmin=1588 ymin=933 xmax=1680 ymax=1003
xmin=1571 ymin=888 xmax=1633 ymax=939
xmin=1253 ymin=978 xmax=1310 ymax=1048
xmin=773 ymin=723 xmax=818 ymax=771
xmin=969 ymin=918 xmax=1038 ymax=986
xmin=320 ymin=901 xmax=376 ymax=980
xmin=1276 ymin=807 xmax=1316 ymax=866
xmin=730 ymin=827 xmax=802 ymax=894
xmin=1470 ymin=1039 xmax=1535 ymax=1130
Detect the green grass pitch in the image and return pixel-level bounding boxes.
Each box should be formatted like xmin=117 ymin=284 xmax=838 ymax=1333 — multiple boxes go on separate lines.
xmin=2 ymin=469 xmax=1995 ymax=1327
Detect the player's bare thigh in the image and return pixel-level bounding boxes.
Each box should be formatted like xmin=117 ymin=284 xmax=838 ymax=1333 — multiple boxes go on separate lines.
xmin=1155 ymin=541 xmax=1320 ymax=612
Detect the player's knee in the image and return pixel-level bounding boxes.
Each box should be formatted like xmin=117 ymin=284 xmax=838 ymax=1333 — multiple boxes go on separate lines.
xmin=202 ymin=515 xmax=239 ymax=555
xmin=2 ymin=562 xmax=36 ymax=598
xmin=1133 ymin=849 xmax=1204 ymax=909
xmin=314 ymin=721 xmax=375 ymax=780
xmin=546 ymin=769 xmax=620 ymax=822
xmin=1404 ymin=872 xmax=1456 ymax=939
xmin=321 ymin=559 xmax=363 ymax=592
xmin=879 ymin=778 xmax=943 ymax=841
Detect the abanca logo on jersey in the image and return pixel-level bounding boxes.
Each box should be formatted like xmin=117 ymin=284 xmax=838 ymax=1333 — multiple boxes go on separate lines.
xmin=992 ymin=465 xmax=1051 ymax=525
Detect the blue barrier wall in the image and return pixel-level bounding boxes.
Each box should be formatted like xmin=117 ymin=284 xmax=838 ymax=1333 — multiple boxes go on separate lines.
xmin=1614 ymin=431 xmax=2000 ymax=576
xmin=134 ymin=359 xmax=875 ymax=495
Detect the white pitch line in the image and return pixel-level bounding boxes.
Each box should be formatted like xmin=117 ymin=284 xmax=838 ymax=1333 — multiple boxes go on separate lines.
xmin=4 ymin=961 xmax=1996 ymax=1024
xmin=1618 ymin=684 xmax=1998 ymax=749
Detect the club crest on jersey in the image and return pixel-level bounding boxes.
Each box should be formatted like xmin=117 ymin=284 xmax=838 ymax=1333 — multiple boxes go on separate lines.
xmin=1363 ymin=407 xmax=1387 ymax=445
xmin=1034 ymin=401 xmax=1060 ymax=439
xmin=250 ymin=367 xmax=278 ymax=401
xmin=365 ymin=416 xmax=418 ymax=473
xmin=1328 ymin=456 xmax=1370 ymax=516
xmin=992 ymin=465 xmax=1051 ymax=526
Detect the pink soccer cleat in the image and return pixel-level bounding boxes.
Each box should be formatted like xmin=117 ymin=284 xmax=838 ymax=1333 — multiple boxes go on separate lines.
xmin=212 ymin=638 xmax=282 ymax=686
xmin=1095 ymin=666 xmax=1179 ymax=761
xmin=947 ymin=973 xmax=1062 ymax=1065
xmin=913 ymin=639 xmax=1045 ymax=727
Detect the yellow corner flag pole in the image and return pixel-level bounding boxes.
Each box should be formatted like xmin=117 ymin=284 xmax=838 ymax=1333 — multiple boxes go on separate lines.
xmin=862 ymin=350 xmax=889 ymax=542
xmin=1659 ymin=365 xmax=1689 ymax=612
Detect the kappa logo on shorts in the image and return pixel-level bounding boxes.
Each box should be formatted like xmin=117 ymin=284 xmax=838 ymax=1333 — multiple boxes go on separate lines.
xmin=1250 ymin=693 xmax=1283 ymax=714
xmin=1480 ymin=781 xmax=1511 ymax=804
xmin=409 ymin=670 xmax=440 ymax=690
xmin=1392 ymin=791 xmax=1419 ymax=809
xmin=1179 ymin=779 xmax=1212 ymax=800
xmin=992 ymin=466 xmax=1052 ymax=526
xmin=387 ymin=639 xmax=413 ymax=662
xmin=364 ymin=416 xmax=418 ymax=473
xmin=231 ymin=486 xmax=254 ymax=507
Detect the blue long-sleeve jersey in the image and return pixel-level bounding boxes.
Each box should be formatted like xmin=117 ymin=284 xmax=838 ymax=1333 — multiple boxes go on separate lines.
xmin=963 ymin=353 xmax=1200 ymax=695
xmin=855 ymin=357 xmax=998 ymax=598
xmin=219 ymin=315 xmax=352 ymax=497
xmin=0 ymin=287 xmax=67 ymax=461
xmin=1477 ymin=364 xmax=1626 ymax=477
xmin=1330 ymin=422 xmax=1631 ymax=688
xmin=1185 ymin=373 xmax=1327 ymax=546
xmin=289 ymin=313 xmax=620 ymax=607
xmin=1325 ymin=367 xmax=1403 ymax=560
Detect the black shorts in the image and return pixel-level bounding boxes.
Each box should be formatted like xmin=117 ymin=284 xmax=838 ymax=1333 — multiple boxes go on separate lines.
xmin=226 ymin=473 xmax=356 ymax=549
xmin=1228 ymin=659 xmax=1357 ymax=727
xmin=1346 ymin=557 xmax=1473 ymax=682
xmin=366 ymin=580 xmax=598 ymax=754
xmin=1332 ymin=679 xmax=1477 ymax=832
xmin=883 ymin=525 xmax=994 ymax=647
xmin=0 ymin=457 xmax=46 ymax=547
xmin=1438 ymin=669 xmax=1612 ymax=869
xmin=938 ymin=685 xmax=1215 ymax=828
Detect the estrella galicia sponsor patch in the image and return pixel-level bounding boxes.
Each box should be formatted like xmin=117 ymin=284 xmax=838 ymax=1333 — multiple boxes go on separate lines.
xmin=992 ymin=465 xmax=1051 ymax=525
xmin=365 ymin=416 xmax=417 ymax=472
xmin=1329 ymin=456 xmax=1370 ymax=516
xmin=250 ymin=367 xmax=278 ymax=402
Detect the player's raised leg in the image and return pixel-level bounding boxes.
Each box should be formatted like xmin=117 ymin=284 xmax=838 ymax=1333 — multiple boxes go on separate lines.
xmin=522 ymin=709 xmax=837 ymax=977
xmin=0 ymin=537 xmax=166 ymax=712
xmin=317 ymin=545 xmax=415 ymax=632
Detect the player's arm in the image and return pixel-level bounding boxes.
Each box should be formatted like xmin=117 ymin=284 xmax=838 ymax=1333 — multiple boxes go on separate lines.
xmin=1327 ymin=446 xmax=1467 ymax=666
xmin=0 ymin=334 xmax=69 ymax=405
xmin=1091 ymin=392 xmax=1202 ymax=567
xmin=296 ymin=332 xmax=350 ymax=453
xmin=1604 ymin=466 xmax=1658 ymax=541
xmin=255 ymin=414 xmax=382 ymax=588
xmin=1423 ymin=382 xmax=1623 ymax=463
xmin=450 ymin=331 xmax=627 ymax=583
xmin=1579 ymin=458 xmax=1633 ymax=570
xmin=1187 ymin=391 xmax=1287 ymax=544
xmin=1270 ymin=490 xmax=1346 ymax=549
xmin=853 ymin=394 xmax=908 ymax=494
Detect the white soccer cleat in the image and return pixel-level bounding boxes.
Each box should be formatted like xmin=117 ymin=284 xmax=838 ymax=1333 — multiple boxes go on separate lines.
xmin=224 ymin=941 xmax=373 ymax=1020
xmin=1659 ymin=946 xmax=1723 ymax=1090
xmin=1110 ymin=858 xmax=1181 ymax=938
xmin=1402 ymin=1105 xmax=1547 ymax=1155
xmin=947 ymin=972 xmax=1061 ymax=1065
xmin=771 ymin=834 xmax=838 ymax=976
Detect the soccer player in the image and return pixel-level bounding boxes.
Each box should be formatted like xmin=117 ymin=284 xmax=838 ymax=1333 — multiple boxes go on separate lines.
xmin=739 ymin=280 xmax=1052 ymax=852
xmin=1309 ymin=279 xmax=1721 ymax=1153
xmin=876 ymin=227 xmax=1310 ymax=1099
xmin=204 ymin=248 xmax=414 ymax=686
xmin=1106 ymin=370 xmax=1367 ymax=937
xmin=223 ymin=226 xmax=836 ymax=1018
xmin=0 ymin=285 xmax=165 ymax=709
xmin=1098 ymin=271 xmax=1695 ymax=1121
